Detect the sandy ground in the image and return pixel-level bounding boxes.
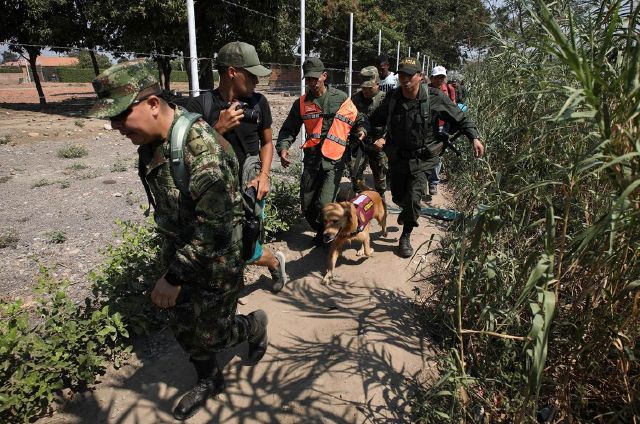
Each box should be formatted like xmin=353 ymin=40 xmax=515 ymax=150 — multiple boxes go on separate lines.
xmin=1 ymin=82 xmax=452 ymax=423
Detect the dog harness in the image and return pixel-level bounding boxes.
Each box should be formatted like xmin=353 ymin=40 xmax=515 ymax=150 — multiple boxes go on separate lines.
xmin=350 ymin=193 xmax=375 ymax=235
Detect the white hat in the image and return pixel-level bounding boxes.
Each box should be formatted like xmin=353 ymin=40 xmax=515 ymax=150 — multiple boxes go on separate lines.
xmin=431 ymin=65 xmax=447 ymax=77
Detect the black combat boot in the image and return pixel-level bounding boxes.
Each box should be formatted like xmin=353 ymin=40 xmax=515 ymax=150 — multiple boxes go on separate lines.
xmin=398 ymin=232 xmax=414 ymax=258
xmin=173 ymin=358 xmax=225 ymax=421
xmin=246 ymin=309 xmax=269 ymax=364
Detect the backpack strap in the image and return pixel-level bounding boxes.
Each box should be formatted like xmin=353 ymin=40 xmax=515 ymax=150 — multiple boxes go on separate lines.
xmin=170 ymin=111 xmax=202 ymax=197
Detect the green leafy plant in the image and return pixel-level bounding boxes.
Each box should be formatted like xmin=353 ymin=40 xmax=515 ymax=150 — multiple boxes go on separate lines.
xmin=0 ymin=134 xmax=11 ymax=145
xmin=88 ymin=220 xmax=166 ymax=335
xmin=74 ymin=120 xmax=85 ymax=128
xmin=57 ymin=145 xmax=88 ymax=159
xmin=45 ymin=230 xmax=66 ymax=244
xmin=0 ymin=268 xmax=130 ymax=423
xmin=59 ymin=180 xmax=70 ymax=189
xmin=263 ymin=176 xmax=300 ymax=241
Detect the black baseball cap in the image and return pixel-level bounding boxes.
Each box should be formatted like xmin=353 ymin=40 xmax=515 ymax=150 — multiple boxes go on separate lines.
xmin=397 ymin=57 xmax=420 ymax=75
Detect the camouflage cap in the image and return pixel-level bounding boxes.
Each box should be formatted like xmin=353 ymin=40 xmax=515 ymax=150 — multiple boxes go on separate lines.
xmin=360 ymin=66 xmax=380 ymax=87
xmin=87 ymin=59 xmax=160 ymax=118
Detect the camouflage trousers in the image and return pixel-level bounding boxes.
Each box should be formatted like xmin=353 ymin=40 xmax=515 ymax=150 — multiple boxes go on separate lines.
xmin=162 ymin=242 xmax=249 ymax=361
xmin=350 ymin=146 xmax=388 ymax=196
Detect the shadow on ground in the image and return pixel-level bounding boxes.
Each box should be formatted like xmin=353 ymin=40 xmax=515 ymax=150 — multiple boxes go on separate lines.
xmin=1 ymin=97 xmax=94 ymax=117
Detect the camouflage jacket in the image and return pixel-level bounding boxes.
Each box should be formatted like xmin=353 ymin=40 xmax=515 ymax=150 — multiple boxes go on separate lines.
xmin=138 ymin=106 xmax=244 ymax=289
xmin=351 ymin=90 xmax=386 ymax=143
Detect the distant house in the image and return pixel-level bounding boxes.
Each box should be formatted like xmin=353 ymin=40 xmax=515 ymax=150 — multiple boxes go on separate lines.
xmin=0 ymin=56 xmax=79 ymax=83
xmin=2 ymin=56 xmax=79 ymax=67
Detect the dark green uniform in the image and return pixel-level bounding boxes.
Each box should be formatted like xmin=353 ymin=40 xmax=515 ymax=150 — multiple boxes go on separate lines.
xmin=350 ymin=89 xmax=388 ymax=197
xmin=370 ymin=85 xmax=480 ymax=228
xmin=276 ymin=86 xmax=366 ymax=231
xmin=138 ymin=106 xmax=249 ymax=361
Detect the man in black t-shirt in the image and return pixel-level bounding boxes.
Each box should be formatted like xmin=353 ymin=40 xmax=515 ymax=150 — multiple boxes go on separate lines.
xmin=186 ymin=41 xmax=287 ymax=293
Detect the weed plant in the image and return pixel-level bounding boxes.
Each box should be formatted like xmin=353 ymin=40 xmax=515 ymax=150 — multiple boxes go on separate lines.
xmin=67 ymin=162 xmax=88 ymax=171
xmin=110 ymin=160 xmax=129 ymax=173
xmin=31 ymin=178 xmax=52 ymax=188
xmin=45 ymin=230 xmax=67 ymax=244
xmin=0 ymin=229 xmax=19 ymax=249
xmin=57 ymin=145 xmax=88 ymax=159
xmin=415 ymin=1 xmax=639 ymax=422
xmin=264 ymin=175 xmax=301 ymax=241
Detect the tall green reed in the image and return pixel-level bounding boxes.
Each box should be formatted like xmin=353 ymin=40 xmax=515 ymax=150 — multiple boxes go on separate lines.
xmin=415 ymin=1 xmax=639 ymax=422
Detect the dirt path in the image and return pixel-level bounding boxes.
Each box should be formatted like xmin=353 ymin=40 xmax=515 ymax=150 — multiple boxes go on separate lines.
xmin=38 ymin=189 xmax=446 ymax=424
xmin=1 ymin=83 xmax=447 ymax=423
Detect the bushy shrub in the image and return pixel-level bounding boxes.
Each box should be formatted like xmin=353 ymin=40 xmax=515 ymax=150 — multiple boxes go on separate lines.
xmin=263 ymin=176 xmax=300 ymax=241
xmin=0 ymin=269 xmax=130 ymax=422
xmin=0 ymin=66 xmax=22 ymax=73
xmin=57 ymin=145 xmax=88 ymax=159
xmin=88 ymin=220 xmax=166 ymax=335
xmin=56 ymin=67 xmax=96 ymax=83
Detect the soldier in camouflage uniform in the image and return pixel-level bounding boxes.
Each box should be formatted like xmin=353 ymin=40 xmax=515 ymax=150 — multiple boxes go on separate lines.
xmin=87 ymin=60 xmax=269 ymax=421
xmin=349 ymin=66 xmax=388 ymax=198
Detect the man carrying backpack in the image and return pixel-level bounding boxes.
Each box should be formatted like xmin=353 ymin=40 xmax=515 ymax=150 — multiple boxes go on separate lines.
xmin=186 ymin=41 xmax=287 ymax=293
xmin=88 ymin=59 xmax=269 ymax=420
xmin=370 ymin=57 xmax=484 ymax=258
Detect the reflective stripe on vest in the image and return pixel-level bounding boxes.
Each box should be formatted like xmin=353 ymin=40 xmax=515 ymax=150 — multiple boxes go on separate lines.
xmin=321 ymin=98 xmax=358 ymax=160
xmin=299 ymin=94 xmax=358 ymax=160
xmin=299 ymin=94 xmax=323 ymax=149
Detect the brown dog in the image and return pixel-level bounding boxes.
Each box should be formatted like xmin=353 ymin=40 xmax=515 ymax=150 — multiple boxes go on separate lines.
xmin=321 ymin=190 xmax=387 ymax=284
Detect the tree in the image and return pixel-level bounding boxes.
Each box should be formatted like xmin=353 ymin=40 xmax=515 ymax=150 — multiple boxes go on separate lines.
xmin=2 ymin=50 xmax=19 ymax=63
xmin=0 ymin=0 xmax=63 ymax=108
xmin=193 ymin=0 xmax=299 ymax=90
xmin=72 ymin=50 xmax=111 ymax=69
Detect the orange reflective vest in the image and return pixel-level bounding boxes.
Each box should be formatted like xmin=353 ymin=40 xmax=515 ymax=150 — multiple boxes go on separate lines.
xmin=299 ymin=94 xmax=358 ymax=160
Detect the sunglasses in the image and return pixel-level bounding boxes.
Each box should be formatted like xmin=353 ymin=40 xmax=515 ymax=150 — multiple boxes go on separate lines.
xmin=109 ymin=93 xmax=156 ymax=122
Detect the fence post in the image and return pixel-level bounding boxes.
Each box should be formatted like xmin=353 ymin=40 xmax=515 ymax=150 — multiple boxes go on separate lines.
xmin=348 ymin=12 xmax=353 ymax=97
xmin=186 ymin=0 xmax=199 ymax=97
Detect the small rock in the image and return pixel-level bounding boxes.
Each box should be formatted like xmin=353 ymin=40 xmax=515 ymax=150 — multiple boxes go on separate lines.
xmin=103 ymin=123 xmax=112 ymax=130
xmin=43 ymin=133 xmax=49 ymax=137
xmin=113 ymin=192 xmax=123 ymax=197
xmin=103 ymin=179 xmax=116 ymax=185
xmin=28 ymin=132 xmax=39 ymax=137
